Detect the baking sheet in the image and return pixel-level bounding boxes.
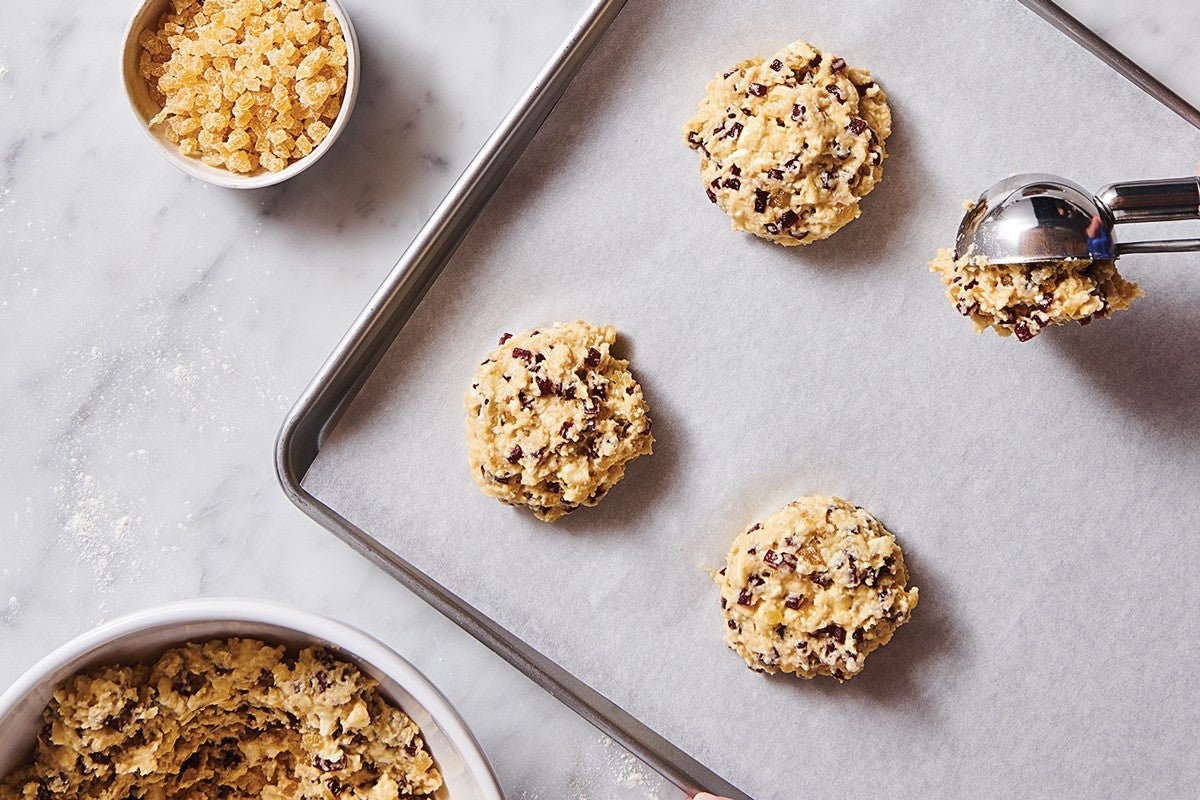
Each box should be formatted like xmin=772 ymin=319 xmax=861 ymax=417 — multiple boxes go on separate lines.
xmin=303 ymin=1 xmax=1200 ymax=796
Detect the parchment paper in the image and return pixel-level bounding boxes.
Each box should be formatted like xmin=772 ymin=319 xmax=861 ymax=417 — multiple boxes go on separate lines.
xmin=304 ymin=1 xmax=1200 ymax=796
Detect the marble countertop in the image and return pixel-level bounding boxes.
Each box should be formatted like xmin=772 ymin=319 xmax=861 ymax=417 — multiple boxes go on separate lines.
xmin=1 ymin=2 xmax=1195 ymax=798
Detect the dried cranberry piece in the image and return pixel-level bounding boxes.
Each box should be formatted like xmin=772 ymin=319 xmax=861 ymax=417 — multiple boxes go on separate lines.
xmin=560 ymin=421 xmax=573 ymax=437
xmin=826 ymin=83 xmax=845 ymax=101
xmin=498 ymin=332 xmax=512 ymax=345
xmin=507 ymin=445 xmax=523 ymax=464
xmin=763 ymin=549 xmax=781 ymax=566
xmin=724 ymin=177 xmax=741 ymax=190
xmin=767 ymin=168 xmax=784 ymax=181
xmin=737 ymin=589 xmax=754 ymax=606
xmin=511 ymin=347 xmax=533 ymax=362
xmin=830 ymin=57 xmax=846 ymax=72
xmin=791 ymin=103 xmax=806 ymax=121
xmin=747 ymin=82 xmax=768 ymax=97
xmin=1036 ymin=292 xmax=1054 ymax=309
xmin=785 ymin=594 xmax=803 ymax=610
xmin=536 ymin=376 xmax=557 ymax=396
xmin=845 ymin=554 xmax=860 ymax=585
xmin=727 ymin=619 xmax=737 ymax=630
xmin=313 ymin=756 xmax=346 ymax=772
xmin=585 ymin=347 xmax=602 ymax=367
xmin=754 ymin=189 xmax=769 ymax=214
xmin=849 ymin=118 xmax=867 ymax=135
xmin=686 ymin=131 xmax=701 ymax=147
xmin=810 ymin=572 xmax=832 ymax=588
xmin=813 ymin=624 xmax=846 ymax=644
xmin=780 ymin=210 xmax=798 ymax=229
xmin=725 ymin=122 xmax=743 ymax=139
xmin=1014 ymin=321 xmax=1035 ymax=342
xmin=173 ymin=672 xmax=205 ymax=697
xmin=706 ymin=188 xmax=718 ymax=204
xmin=770 ymin=58 xmax=783 ymax=71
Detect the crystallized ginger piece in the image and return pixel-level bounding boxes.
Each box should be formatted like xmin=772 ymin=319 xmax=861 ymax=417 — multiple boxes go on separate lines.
xmin=226 ymin=150 xmax=255 ymax=172
xmin=266 ymin=127 xmax=291 ymax=148
xmin=295 ymin=46 xmax=329 ymax=80
xmin=305 ymin=120 xmax=329 ymax=145
xmin=226 ymin=128 xmax=251 ymax=151
xmin=296 ymin=78 xmax=331 ymax=108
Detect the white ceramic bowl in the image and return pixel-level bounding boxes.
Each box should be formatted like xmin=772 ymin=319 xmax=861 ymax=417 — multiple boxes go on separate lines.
xmin=0 ymin=599 xmax=503 ymax=800
xmin=120 ymin=0 xmax=361 ymax=188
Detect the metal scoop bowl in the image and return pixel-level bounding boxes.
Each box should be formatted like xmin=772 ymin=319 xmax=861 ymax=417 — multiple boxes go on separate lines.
xmin=954 ymin=173 xmax=1200 ymax=265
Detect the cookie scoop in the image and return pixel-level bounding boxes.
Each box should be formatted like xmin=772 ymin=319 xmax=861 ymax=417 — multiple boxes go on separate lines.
xmin=956 ymin=173 xmax=1200 ymax=265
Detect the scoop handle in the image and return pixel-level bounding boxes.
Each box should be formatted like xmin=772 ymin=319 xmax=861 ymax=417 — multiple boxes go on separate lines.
xmin=1117 ymin=238 xmax=1200 ymax=255
xmin=1096 ymin=177 xmax=1200 ymax=223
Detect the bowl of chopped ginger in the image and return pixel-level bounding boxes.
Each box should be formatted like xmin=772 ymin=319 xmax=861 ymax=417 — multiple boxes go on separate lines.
xmin=121 ymin=0 xmax=360 ymax=188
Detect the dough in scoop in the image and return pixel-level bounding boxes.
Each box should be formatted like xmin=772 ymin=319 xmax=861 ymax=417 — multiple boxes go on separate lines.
xmin=929 ymin=248 xmax=1142 ymax=340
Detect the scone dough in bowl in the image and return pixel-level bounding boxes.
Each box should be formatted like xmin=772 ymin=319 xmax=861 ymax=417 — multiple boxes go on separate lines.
xmin=684 ymin=39 xmax=890 ymax=245
xmin=716 ymin=496 xmax=918 ymax=680
xmin=929 ymin=248 xmax=1143 ymax=340
xmin=0 ymin=639 xmax=443 ymax=800
xmin=465 ymin=321 xmax=653 ymax=522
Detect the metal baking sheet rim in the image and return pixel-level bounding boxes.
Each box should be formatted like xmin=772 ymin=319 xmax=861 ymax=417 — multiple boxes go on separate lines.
xmin=274 ymin=2 xmax=1200 ymax=797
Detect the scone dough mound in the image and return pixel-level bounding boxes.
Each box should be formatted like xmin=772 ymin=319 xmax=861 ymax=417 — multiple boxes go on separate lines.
xmin=0 ymin=638 xmax=443 ymax=800
xmin=929 ymin=248 xmax=1142 ymax=340
xmin=465 ymin=321 xmax=653 ymax=522
xmin=684 ymin=39 xmax=890 ymax=245
xmin=716 ymin=496 xmax=917 ymax=681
